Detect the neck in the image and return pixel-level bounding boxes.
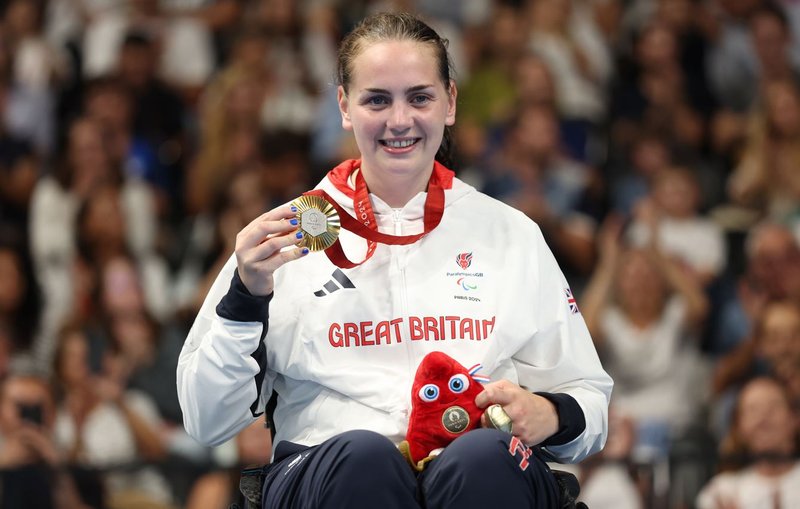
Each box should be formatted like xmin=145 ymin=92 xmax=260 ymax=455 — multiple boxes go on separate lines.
xmin=358 ymin=163 xmax=434 ymax=208
xmin=754 ymin=459 xmax=795 ymax=477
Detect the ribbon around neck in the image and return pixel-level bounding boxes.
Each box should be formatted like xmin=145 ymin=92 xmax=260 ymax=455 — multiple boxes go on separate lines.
xmin=303 ymin=164 xmax=449 ymax=268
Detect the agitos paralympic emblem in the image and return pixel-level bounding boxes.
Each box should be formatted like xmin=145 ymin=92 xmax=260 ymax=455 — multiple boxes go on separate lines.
xmin=456 ymin=277 xmax=477 ymax=291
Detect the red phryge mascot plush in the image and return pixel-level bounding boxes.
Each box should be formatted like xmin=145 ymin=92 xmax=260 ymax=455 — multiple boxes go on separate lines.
xmin=399 ymin=351 xmax=490 ymax=470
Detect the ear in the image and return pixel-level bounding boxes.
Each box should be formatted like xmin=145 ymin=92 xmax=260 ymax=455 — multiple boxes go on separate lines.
xmin=445 ymin=80 xmax=457 ymax=127
xmin=337 ymin=85 xmax=353 ymax=131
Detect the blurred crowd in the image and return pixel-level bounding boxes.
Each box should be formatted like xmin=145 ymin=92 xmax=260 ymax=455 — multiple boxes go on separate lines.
xmin=0 ymin=0 xmax=798 ymax=508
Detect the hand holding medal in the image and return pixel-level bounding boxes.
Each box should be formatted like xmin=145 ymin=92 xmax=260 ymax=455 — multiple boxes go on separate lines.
xmin=475 ymin=380 xmax=560 ymax=446
xmin=233 ymin=203 xmax=310 ymax=297
xmin=291 ymin=195 xmax=341 ymax=252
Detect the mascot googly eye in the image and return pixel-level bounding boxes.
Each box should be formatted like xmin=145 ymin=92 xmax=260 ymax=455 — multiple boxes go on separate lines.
xmin=419 ymin=384 xmax=440 ymax=402
xmin=448 ymin=374 xmax=469 ymax=393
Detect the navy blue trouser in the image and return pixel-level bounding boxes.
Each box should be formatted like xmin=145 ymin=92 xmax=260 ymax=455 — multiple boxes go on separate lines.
xmin=260 ymin=428 xmax=561 ymax=508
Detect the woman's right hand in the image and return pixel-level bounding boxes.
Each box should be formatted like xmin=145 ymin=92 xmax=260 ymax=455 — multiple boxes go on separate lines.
xmin=235 ymin=204 xmax=308 ymax=296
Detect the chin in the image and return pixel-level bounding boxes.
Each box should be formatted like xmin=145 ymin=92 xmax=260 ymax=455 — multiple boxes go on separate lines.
xmin=376 ymin=154 xmax=427 ymax=173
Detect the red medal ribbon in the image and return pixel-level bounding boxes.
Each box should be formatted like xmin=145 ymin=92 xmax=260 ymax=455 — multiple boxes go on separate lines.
xmin=303 ymin=160 xmax=453 ymax=268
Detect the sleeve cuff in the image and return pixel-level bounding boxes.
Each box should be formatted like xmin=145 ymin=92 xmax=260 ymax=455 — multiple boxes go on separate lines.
xmin=216 ymin=269 xmax=273 ymax=323
xmin=535 ymin=392 xmax=586 ymax=446
xmin=216 ymin=270 xmax=272 ymax=416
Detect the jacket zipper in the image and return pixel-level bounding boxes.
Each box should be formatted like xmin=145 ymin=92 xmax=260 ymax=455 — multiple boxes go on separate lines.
xmin=392 ymin=209 xmax=414 ymax=420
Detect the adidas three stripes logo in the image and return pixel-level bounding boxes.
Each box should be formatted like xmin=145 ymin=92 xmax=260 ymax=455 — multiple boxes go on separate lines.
xmin=314 ymin=269 xmax=355 ymax=297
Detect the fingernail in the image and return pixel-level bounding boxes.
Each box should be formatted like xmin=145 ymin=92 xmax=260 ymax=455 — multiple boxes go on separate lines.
xmin=296 ymin=231 xmax=303 ymax=239
xmin=301 ymin=248 xmax=309 ymax=255
xmin=290 ymin=205 xmax=298 ymax=212
xmin=290 ymin=218 xmax=298 ymax=226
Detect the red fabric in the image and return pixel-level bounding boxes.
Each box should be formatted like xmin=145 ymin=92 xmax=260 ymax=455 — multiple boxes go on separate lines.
xmin=326 ymin=159 xmax=454 ymax=197
xmin=406 ymin=352 xmax=485 ymax=464
xmin=304 ymin=159 xmax=454 ymax=268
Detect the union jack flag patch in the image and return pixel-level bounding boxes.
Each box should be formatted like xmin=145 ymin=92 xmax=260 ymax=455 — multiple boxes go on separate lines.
xmin=565 ymin=288 xmax=580 ymax=314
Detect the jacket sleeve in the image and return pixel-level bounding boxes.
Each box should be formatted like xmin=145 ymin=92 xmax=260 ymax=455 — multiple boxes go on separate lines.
xmin=177 ymin=256 xmax=273 ymax=446
xmin=512 ymin=225 xmax=613 ymax=463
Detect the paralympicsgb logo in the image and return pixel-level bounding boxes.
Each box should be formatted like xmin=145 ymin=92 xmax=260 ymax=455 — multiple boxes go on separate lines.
xmin=456 ymin=252 xmax=473 ymax=270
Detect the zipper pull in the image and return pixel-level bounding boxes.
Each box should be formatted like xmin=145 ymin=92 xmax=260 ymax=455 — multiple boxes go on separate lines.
xmin=392 ymin=209 xmax=402 ymax=235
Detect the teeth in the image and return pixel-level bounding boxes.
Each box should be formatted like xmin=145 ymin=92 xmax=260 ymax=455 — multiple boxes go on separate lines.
xmin=385 ymin=139 xmax=416 ymax=148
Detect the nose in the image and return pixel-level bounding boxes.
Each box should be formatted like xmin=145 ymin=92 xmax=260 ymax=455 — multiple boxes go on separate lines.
xmin=387 ymin=102 xmax=413 ymax=132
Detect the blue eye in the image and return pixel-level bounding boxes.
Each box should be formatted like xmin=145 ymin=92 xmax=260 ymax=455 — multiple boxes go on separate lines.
xmin=366 ymin=96 xmax=389 ymax=106
xmin=419 ymin=384 xmax=440 ymax=402
xmin=411 ymin=94 xmax=431 ymax=105
xmin=449 ymin=374 xmax=469 ymax=394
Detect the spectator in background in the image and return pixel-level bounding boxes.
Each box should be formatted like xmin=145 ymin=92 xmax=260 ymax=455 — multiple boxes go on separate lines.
xmin=581 ymin=216 xmax=710 ymax=455
xmin=526 ymin=0 xmax=612 ymax=157
xmin=98 ymin=254 xmax=184 ymax=426
xmin=705 ymin=0 xmax=785 ymax=113
xmin=627 ymin=166 xmax=727 ymax=286
xmin=82 ymin=77 xmax=170 ymax=217
xmin=743 ymin=221 xmax=800 ymax=302
xmin=0 ymin=132 xmax=37 ymax=239
xmin=577 ymin=410 xmax=643 ymax=509
xmin=514 ymin=50 xmax=558 ymax=110
xmin=174 ymin=168 xmax=265 ymax=318
xmin=608 ymin=130 xmax=673 ymax=216
xmin=749 ymin=2 xmax=800 ymax=90
xmin=241 ymin=2 xmax=318 ymax=134
xmin=184 ymin=418 xmax=273 ymax=509
xmin=115 ymin=31 xmax=188 ymax=213
xmin=156 ymin=0 xmax=243 ymax=99
xmin=79 ymin=0 xmax=239 ymax=96
xmin=653 ymin=0 xmax=717 ymax=114
xmin=457 ymin=4 xmax=525 ymax=128
xmin=0 ymin=372 xmax=92 ymax=509
xmin=510 ymin=49 xmax=606 ymax=164
xmin=711 ymin=221 xmax=800 ymax=354
xmin=0 ymin=234 xmax=45 ymax=370
xmin=185 ymin=64 xmax=265 ymax=215
xmin=305 ymin=3 xmax=351 ymax=172
xmin=610 ymin=21 xmax=706 ymax=153
xmin=3 ymin=0 xmax=63 ymax=88
xmin=29 ymin=116 xmax=161 ymax=353
xmin=259 ymin=130 xmax=312 ymax=207
xmin=175 ymin=131 xmax=311 ymax=318
xmin=697 ymin=376 xmax=800 ymax=509
xmin=51 ymin=324 xmax=175 ymax=509
xmin=74 ymin=184 xmax=172 ymax=324
xmin=728 ymin=79 xmax=800 ymax=225
xmin=484 ymin=103 xmax=602 ymax=282
xmin=1 ymin=0 xmax=60 ymax=157
xmin=713 ymin=300 xmax=800 ymax=411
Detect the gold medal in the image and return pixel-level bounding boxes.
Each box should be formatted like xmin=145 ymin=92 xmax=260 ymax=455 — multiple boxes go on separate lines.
xmin=485 ymin=404 xmax=513 ymax=434
xmin=291 ymin=195 xmax=341 ymax=251
xmin=442 ymin=406 xmax=470 ymax=434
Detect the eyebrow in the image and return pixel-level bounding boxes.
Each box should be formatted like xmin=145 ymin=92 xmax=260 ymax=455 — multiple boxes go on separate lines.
xmin=361 ymin=84 xmax=436 ymax=94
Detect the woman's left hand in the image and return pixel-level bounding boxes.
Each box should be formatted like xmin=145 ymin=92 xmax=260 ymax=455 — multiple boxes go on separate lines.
xmin=475 ymin=380 xmax=559 ymax=446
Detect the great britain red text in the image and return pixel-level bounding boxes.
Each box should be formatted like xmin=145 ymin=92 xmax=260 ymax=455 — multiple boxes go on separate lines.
xmin=328 ymin=315 xmax=496 ymax=348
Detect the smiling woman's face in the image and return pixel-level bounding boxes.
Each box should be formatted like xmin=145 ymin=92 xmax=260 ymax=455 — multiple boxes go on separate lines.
xmin=337 ymin=39 xmax=456 ymax=198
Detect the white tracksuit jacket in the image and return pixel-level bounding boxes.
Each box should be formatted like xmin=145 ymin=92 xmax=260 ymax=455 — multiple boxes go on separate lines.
xmin=177 ymin=163 xmax=613 ymax=463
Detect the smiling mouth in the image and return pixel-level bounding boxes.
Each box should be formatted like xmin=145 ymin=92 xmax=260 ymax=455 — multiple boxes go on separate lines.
xmin=380 ymin=138 xmax=420 ymax=149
